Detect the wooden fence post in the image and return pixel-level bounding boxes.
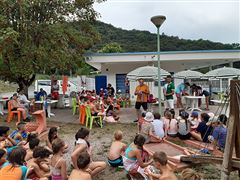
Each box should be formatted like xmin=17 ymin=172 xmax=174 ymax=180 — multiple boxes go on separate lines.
xmin=221 ymin=80 xmax=240 ymax=179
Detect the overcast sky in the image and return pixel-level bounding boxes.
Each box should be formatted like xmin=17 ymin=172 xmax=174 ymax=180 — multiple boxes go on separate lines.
xmin=93 ymin=0 xmax=240 ymax=44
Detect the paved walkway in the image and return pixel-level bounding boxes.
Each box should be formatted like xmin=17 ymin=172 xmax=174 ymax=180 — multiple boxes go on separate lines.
xmin=48 ymin=104 xmax=224 ymax=124
xmin=49 ymin=107 xmax=136 ymax=124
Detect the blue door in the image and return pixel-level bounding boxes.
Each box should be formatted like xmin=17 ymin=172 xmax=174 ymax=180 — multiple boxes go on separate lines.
xmin=95 ymin=75 xmax=107 ymax=95
xmin=116 ymin=74 xmax=127 ymax=94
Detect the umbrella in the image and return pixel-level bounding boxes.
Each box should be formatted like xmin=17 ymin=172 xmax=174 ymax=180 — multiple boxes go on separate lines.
xmin=204 ymin=66 xmax=240 ymax=78
xmin=127 ymin=66 xmax=170 ymax=81
xmin=173 ymin=70 xmax=204 ymax=79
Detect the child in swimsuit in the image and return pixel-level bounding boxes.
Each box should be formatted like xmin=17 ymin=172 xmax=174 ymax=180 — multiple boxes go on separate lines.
xmin=0 ymin=126 xmax=17 ymax=155
xmin=107 ymin=130 xmax=127 ymax=167
xmin=69 ymin=152 xmax=92 ymax=180
xmin=25 ymin=137 xmax=40 ymax=161
xmin=123 ymin=134 xmax=152 ymax=177
xmin=10 ymin=122 xmax=28 ymax=145
xmin=71 ymin=127 xmax=106 ymax=177
xmin=145 ymin=151 xmax=177 ymax=180
xmin=27 ymin=146 xmax=52 ymax=179
xmin=0 ymin=147 xmax=28 ymax=180
xmin=50 ymin=138 xmax=68 ymax=180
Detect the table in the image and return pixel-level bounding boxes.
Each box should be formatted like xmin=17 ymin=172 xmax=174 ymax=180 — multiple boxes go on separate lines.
xmin=211 ymin=99 xmax=229 ymax=117
xmin=35 ymin=100 xmax=58 ymax=118
xmin=184 ymin=96 xmax=205 ymax=112
xmin=0 ymin=99 xmax=8 ymax=115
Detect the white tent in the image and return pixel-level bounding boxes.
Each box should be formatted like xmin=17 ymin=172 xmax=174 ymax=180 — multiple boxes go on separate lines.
xmin=127 ymin=66 xmax=170 ymax=81
xmin=173 ymin=70 xmax=204 ymax=79
xmin=204 ymin=67 xmax=240 ymax=78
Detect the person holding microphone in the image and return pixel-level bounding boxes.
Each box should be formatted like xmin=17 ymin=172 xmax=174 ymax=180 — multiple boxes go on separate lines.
xmin=134 ymin=78 xmax=150 ymax=122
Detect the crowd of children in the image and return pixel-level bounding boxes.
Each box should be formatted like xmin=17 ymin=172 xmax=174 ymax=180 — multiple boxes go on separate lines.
xmin=0 ymin=103 xmax=226 ymax=180
xmin=0 ymin=118 xmax=205 ymax=180
xmin=73 ymin=90 xmax=122 ymax=124
xmin=137 ymin=109 xmax=227 ymax=150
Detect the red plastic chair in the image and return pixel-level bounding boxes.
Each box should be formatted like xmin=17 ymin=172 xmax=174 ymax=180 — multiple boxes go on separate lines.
xmin=7 ymin=101 xmax=21 ymax=123
xmin=79 ymin=104 xmax=86 ymax=125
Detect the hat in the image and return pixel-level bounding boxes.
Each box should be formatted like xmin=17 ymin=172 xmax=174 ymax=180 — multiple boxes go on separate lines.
xmin=144 ymin=112 xmax=154 ymax=122
xmin=191 ymin=111 xmax=198 ymax=117
xmin=207 ymin=112 xmax=215 ymax=118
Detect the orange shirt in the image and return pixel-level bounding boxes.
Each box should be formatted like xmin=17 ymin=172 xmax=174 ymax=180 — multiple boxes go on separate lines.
xmin=135 ymin=84 xmax=150 ymax=102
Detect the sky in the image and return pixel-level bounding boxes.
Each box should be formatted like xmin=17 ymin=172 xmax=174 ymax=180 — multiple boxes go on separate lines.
xmin=93 ymin=0 xmax=240 ymax=44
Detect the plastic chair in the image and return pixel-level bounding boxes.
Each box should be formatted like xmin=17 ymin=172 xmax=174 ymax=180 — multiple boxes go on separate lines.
xmin=32 ymin=110 xmax=47 ymax=134
xmin=79 ymin=104 xmax=86 ymax=125
xmin=85 ymin=106 xmax=102 ymax=129
xmin=7 ymin=101 xmax=21 ymax=123
xmin=72 ymin=98 xmax=78 ymax=115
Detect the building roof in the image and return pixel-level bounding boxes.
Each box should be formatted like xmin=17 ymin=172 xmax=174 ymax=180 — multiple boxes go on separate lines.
xmin=85 ymin=49 xmax=240 ymax=72
xmin=85 ymin=49 xmax=240 ymax=57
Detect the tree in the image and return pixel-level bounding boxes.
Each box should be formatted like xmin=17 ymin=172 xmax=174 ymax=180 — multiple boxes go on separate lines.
xmin=98 ymin=42 xmax=123 ymax=53
xmin=0 ymin=0 xmax=104 ymax=96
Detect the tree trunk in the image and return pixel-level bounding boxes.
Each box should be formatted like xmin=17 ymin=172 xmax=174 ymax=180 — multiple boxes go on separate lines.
xmin=17 ymin=74 xmax=36 ymax=99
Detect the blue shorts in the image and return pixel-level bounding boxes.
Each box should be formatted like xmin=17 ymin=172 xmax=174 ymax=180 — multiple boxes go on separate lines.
xmin=108 ymin=156 xmax=123 ymax=167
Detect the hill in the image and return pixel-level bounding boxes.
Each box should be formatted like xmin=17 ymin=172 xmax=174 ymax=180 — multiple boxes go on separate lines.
xmin=90 ymin=21 xmax=239 ymax=52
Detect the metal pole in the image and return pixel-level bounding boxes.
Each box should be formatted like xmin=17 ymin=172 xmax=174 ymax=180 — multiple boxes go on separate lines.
xmin=157 ymin=27 xmax=162 ymax=114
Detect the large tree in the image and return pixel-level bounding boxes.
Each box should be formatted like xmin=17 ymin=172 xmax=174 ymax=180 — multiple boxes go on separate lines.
xmin=0 ymin=0 xmax=103 ymax=96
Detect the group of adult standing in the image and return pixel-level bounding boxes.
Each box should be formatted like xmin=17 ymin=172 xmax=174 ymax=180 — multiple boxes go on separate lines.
xmin=134 ymin=75 xmax=210 ymax=120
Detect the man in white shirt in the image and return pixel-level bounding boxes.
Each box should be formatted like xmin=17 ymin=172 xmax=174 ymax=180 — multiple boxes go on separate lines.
xmin=18 ymin=90 xmax=30 ymax=108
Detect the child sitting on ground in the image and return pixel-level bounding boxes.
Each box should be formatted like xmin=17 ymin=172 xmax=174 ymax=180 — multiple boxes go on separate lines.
xmin=27 ymin=146 xmax=52 ymax=180
xmin=10 ymin=122 xmax=28 ymax=145
xmin=50 ymin=138 xmax=68 ymax=180
xmin=104 ymin=104 xmax=120 ymax=123
xmin=208 ymin=114 xmax=227 ymax=151
xmin=189 ymin=111 xmax=200 ymax=130
xmin=145 ymin=151 xmax=177 ymax=180
xmin=107 ymin=130 xmax=127 ymax=167
xmin=138 ymin=111 xmax=146 ymax=133
xmin=167 ymin=109 xmax=178 ymax=138
xmin=151 ymin=113 xmax=165 ymax=139
xmin=163 ymin=111 xmax=172 ymax=137
xmin=0 ymin=126 xmax=17 ymax=154
xmin=178 ymin=111 xmax=191 ymax=140
xmin=71 ymin=127 xmax=106 ymax=177
xmin=191 ymin=113 xmax=213 ymax=142
xmin=25 ymin=137 xmax=40 ymax=161
xmin=0 ymin=149 xmax=7 ymax=167
xmin=47 ymin=127 xmax=68 ymax=152
xmin=140 ymin=112 xmax=162 ymax=143
xmin=69 ymin=152 xmax=92 ymax=180
xmin=23 ymin=132 xmax=38 ymax=150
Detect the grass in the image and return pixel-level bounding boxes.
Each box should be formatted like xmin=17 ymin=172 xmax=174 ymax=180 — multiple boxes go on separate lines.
xmin=0 ymin=81 xmax=17 ymax=93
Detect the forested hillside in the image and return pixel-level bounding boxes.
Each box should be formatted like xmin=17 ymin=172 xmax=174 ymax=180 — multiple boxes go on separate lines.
xmin=90 ymin=21 xmax=239 ymax=52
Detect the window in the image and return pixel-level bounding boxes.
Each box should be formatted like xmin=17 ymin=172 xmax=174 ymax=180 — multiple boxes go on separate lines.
xmin=38 ymin=81 xmax=51 ymax=86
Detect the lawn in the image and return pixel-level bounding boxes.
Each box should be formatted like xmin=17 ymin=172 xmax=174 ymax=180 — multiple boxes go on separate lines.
xmin=0 ymin=81 xmax=17 ymax=93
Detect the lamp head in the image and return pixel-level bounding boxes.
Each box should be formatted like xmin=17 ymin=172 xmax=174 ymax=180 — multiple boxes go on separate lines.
xmin=151 ymin=15 xmax=166 ymax=28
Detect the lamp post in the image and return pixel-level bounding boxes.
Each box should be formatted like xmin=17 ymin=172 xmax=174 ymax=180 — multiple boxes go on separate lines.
xmin=151 ymin=15 xmax=166 ymax=114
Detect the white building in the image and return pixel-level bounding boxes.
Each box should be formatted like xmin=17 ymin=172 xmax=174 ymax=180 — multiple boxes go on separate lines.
xmin=85 ymin=50 xmax=240 ymax=101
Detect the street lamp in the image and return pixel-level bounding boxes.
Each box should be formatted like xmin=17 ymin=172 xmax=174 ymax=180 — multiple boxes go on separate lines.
xmin=151 ymin=15 xmax=166 ymax=114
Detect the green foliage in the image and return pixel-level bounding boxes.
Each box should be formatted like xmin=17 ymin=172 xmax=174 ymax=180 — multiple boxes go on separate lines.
xmin=91 ymin=21 xmax=239 ymax=52
xmin=0 ymin=0 xmax=104 ymax=93
xmin=98 ymin=42 xmax=123 ymax=53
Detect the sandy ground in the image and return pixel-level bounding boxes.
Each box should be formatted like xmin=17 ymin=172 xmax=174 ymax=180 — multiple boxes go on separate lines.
xmin=0 ymin=106 xmax=239 ymax=179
